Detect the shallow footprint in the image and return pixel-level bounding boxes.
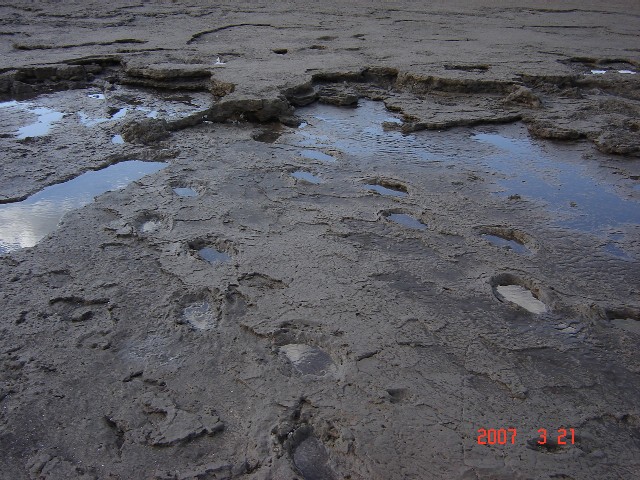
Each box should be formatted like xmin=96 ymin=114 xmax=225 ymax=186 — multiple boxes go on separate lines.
xmin=182 ymin=301 xmax=217 ymax=330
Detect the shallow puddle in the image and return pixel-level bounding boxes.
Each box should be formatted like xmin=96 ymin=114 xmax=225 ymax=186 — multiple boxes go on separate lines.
xmin=280 ymin=344 xmax=335 ymax=376
xmin=482 ymin=234 xmax=530 ymax=254
xmin=471 ymin=133 xmax=639 ymax=232
xmin=182 ymin=301 xmax=216 ymax=330
xmin=0 ymin=161 xmax=168 ymax=253
xmin=365 ymin=184 xmax=408 ymax=197
xmin=0 ymin=101 xmax=64 ymax=139
xmin=173 ymin=187 xmax=198 ymax=197
xmin=198 ymin=247 xmax=231 ymax=264
xmin=300 ymin=149 xmax=336 ymax=162
xmin=291 ymin=100 xmax=639 ymax=239
xmin=291 ymin=171 xmax=322 ymax=184
xmin=386 ymin=213 xmax=427 ymax=230
xmin=111 ymin=134 xmax=125 ymax=144
xmin=495 ymin=285 xmax=547 ymax=314
xmin=78 ymin=107 xmax=127 ymax=127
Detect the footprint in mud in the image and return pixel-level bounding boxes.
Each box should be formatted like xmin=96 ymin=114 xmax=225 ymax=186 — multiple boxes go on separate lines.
xmin=477 ymin=226 xmax=534 ymax=255
xmin=291 ymin=170 xmax=322 ymax=184
xmin=136 ymin=210 xmax=174 ymax=236
xmin=496 ymin=285 xmax=547 ymax=314
xmin=188 ymin=239 xmax=233 ymax=265
xmin=383 ymin=210 xmax=427 ymax=230
xmin=173 ymin=187 xmax=199 ymax=197
xmin=253 ymin=128 xmax=282 ymax=143
xmin=293 ymin=436 xmax=338 ymax=480
xmin=606 ymin=308 xmax=640 ymax=334
xmin=198 ymin=246 xmax=231 ymax=264
xmin=300 ymin=149 xmax=336 ymax=163
xmin=280 ymin=344 xmax=336 ymax=376
xmin=491 ymin=274 xmax=549 ymax=314
xmin=139 ymin=218 xmax=162 ymax=234
xmin=364 ymin=179 xmax=408 ymax=198
xmin=181 ymin=301 xmax=217 ymax=330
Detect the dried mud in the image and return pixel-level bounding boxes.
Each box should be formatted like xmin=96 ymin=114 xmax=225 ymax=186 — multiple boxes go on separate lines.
xmin=1 ymin=2 xmax=639 ymax=480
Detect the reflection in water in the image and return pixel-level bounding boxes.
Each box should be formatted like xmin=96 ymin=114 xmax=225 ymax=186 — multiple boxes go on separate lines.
xmin=482 ymin=234 xmax=530 ymax=255
xmin=471 ymin=133 xmax=640 ymax=231
xmin=300 ymin=149 xmax=336 ymax=162
xmin=198 ymin=247 xmax=231 ymax=264
xmin=365 ymin=184 xmax=408 ymax=197
xmin=173 ymin=187 xmax=198 ymax=197
xmin=0 ymin=160 xmax=168 ymax=253
xmin=291 ymin=171 xmax=322 ymax=184
xmin=293 ymin=101 xmax=639 ymax=238
xmin=1 ymin=101 xmax=64 ymax=139
xmin=78 ymin=107 xmax=128 ymax=127
xmin=387 ymin=213 xmax=427 ymax=230
xmin=496 ymin=285 xmax=547 ymax=314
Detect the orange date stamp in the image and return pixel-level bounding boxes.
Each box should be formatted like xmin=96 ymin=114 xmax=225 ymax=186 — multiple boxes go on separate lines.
xmin=477 ymin=427 xmax=575 ymax=445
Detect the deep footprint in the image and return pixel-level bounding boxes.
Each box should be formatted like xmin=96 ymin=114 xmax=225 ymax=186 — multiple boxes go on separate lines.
xmin=495 ymin=285 xmax=547 ymax=314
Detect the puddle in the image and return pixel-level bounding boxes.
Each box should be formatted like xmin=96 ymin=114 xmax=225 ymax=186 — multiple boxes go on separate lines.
xmin=386 ymin=213 xmax=427 ymax=230
xmin=495 ymin=285 xmax=548 ymax=314
xmin=198 ymin=247 xmax=231 ymax=264
xmin=300 ymin=149 xmax=336 ymax=163
xmin=292 ymin=101 xmax=432 ymax=162
xmin=290 ymin=100 xmax=639 ymax=237
xmin=17 ymin=107 xmax=65 ymax=139
xmin=365 ymin=183 xmax=408 ymax=197
xmin=482 ymin=234 xmax=530 ymax=254
xmin=590 ymin=70 xmax=607 ymax=75
xmin=280 ymin=344 xmax=335 ymax=376
xmin=182 ymin=301 xmax=216 ymax=330
xmin=111 ymin=134 xmax=125 ymax=144
xmin=291 ymin=171 xmax=322 ymax=184
xmin=471 ymin=132 xmax=640 ymax=232
xmin=0 ymin=160 xmax=168 ymax=253
xmin=2 ymin=88 xmax=212 ymax=144
xmin=78 ymin=107 xmax=127 ymax=127
xmin=173 ymin=187 xmax=198 ymax=197
xmin=1 ymin=101 xmax=65 ymax=139
xmin=618 ymin=70 xmax=637 ymax=74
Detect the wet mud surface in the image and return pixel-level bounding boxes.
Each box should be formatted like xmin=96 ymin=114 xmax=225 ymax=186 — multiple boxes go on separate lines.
xmin=1 ymin=2 xmax=640 ymax=479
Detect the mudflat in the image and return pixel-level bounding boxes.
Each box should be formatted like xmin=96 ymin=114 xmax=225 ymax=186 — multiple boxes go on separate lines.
xmin=1 ymin=1 xmax=639 ymax=479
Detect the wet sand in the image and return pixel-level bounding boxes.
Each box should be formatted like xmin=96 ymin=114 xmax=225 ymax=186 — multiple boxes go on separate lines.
xmin=1 ymin=2 xmax=639 ymax=479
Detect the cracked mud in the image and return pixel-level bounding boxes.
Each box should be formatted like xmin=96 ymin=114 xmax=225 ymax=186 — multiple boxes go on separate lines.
xmin=1 ymin=2 xmax=640 ymax=480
